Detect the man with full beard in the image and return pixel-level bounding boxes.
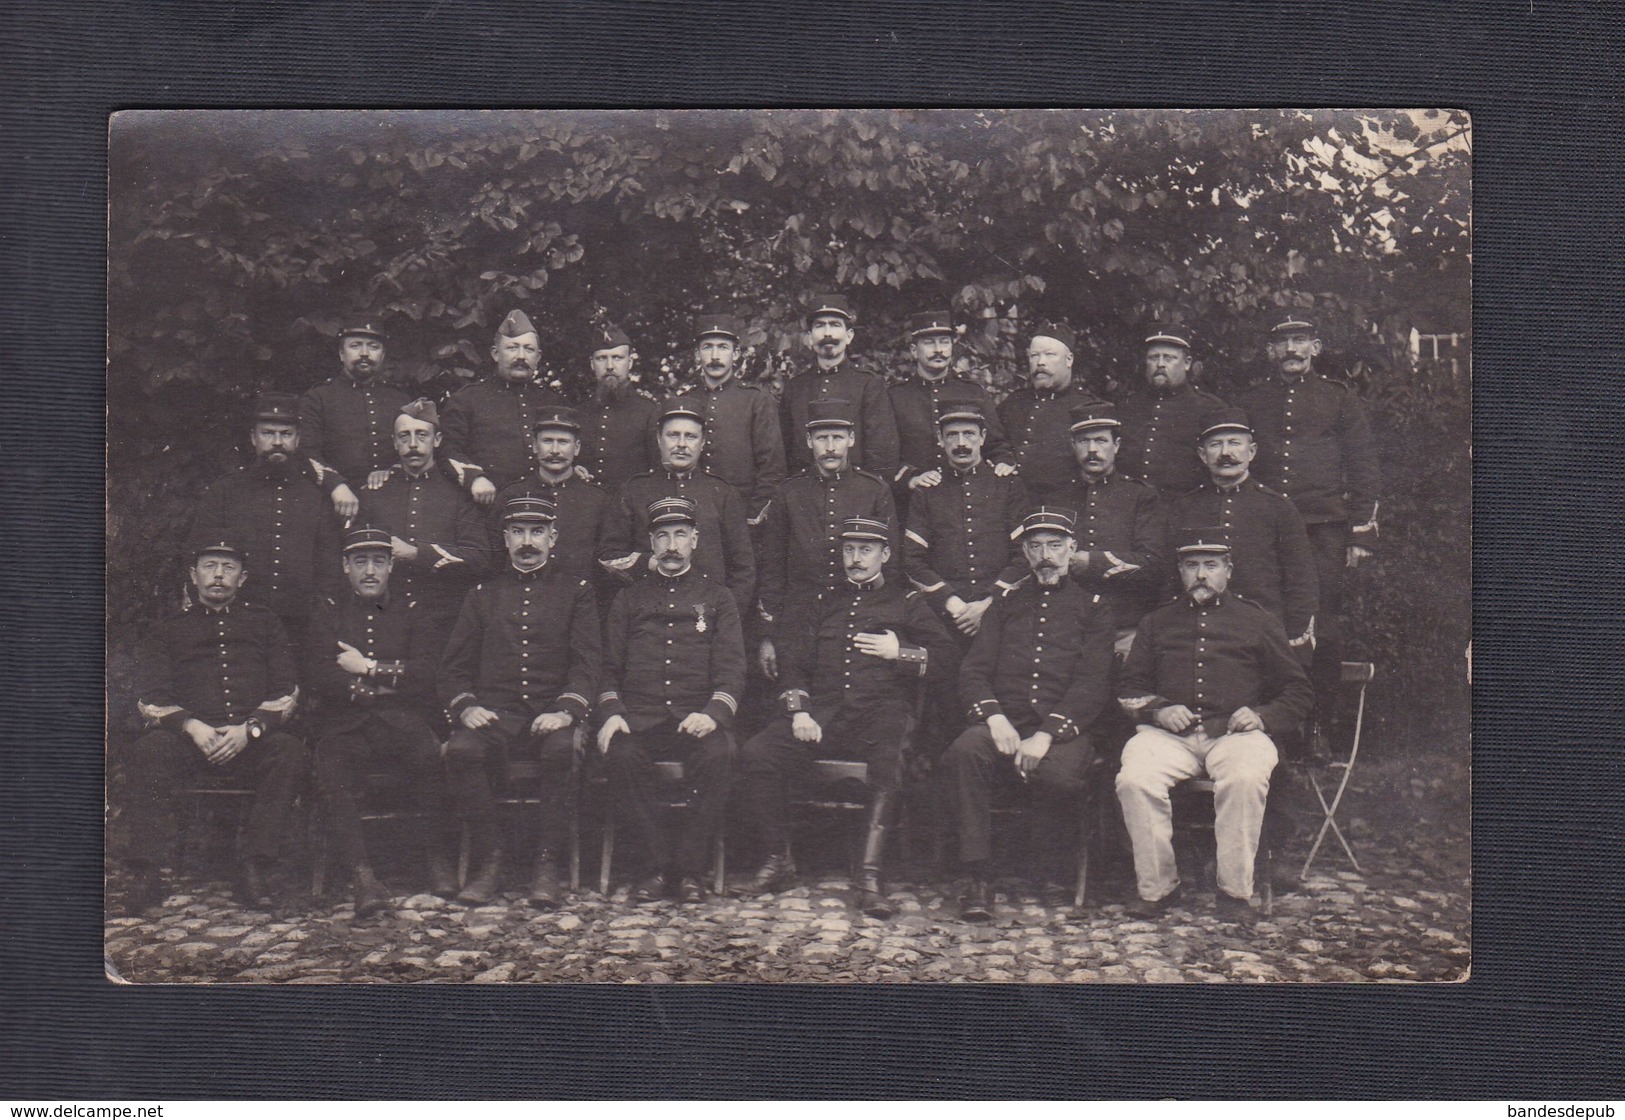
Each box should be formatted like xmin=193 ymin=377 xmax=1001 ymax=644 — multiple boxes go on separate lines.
xmin=575 ymin=324 xmax=662 ymax=493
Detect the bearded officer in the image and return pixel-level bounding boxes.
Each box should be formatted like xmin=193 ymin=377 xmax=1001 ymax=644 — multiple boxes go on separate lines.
xmin=440 ymin=309 xmax=567 ymax=495
xmin=596 ymin=497 xmax=745 ymax=904
xmin=779 ymin=292 xmax=900 ymax=480
xmin=438 ymin=496 xmax=601 ymax=907
xmin=299 ymin=319 xmax=413 ymax=488
xmin=997 ymin=322 xmax=1110 ymax=502
xmin=1114 ymin=325 xmax=1228 ymax=499
xmin=739 ymin=516 xmax=956 ymax=917
xmin=941 ymin=507 xmax=1118 ymax=920
xmin=678 ymin=312 xmax=785 ymax=529
xmin=576 ymin=323 xmax=662 ymax=493
xmin=888 ymin=310 xmax=1016 ymax=498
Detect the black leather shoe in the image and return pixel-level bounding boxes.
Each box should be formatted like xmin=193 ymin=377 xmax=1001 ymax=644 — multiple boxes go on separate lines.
xmin=353 ymin=870 xmax=393 ymax=918
xmin=855 ymin=870 xmax=894 ymax=919
xmin=960 ymin=879 xmax=993 ymax=922
xmin=632 ymin=873 xmax=668 ymax=904
xmin=751 ymin=852 xmax=797 ymax=894
xmin=426 ymin=853 xmax=459 ymax=899
xmin=456 ymin=851 xmax=503 ymax=906
xmin=678 ymin=876 xmax=706 ymax=904
xmin=1041 ymin=882 xmax=1076 ymax=911
xmin=1126 ymin=885 xmax=1182 ymax=920
xmin=1213 ymin=892 xmax=1257 ymax=927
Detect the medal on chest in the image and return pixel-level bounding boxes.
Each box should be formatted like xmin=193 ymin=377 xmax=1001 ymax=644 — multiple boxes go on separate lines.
xmin=694 ymin=603 xmax=708 ymax=633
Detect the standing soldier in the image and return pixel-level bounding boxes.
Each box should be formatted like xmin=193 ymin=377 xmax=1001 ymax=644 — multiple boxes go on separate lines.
xmin=123 ymin=536 xmax=306 ymax=914
xmin=192 ymin=392 xmax=350 ymax=652
xmin=438 ymin=496 xmax=601 ymax=908
xmin=888 ymin=310 xmax=1016 ymax=499
xmin=609 ymin=397 xmax=757 ymax=614
xmin=679 ymin=312 xmax=785 ymax=530
xmin=299 ymin=319 xmax=412 ymax=488
xmin=940 ymin=508 xmax=1118 ymax=919
xmin=1164 ymin=408 xmax=1319 ymax=656
xmin=304 ymin=527 xmax=444 ymax=914
xmin=1237 ymin=313 xmax=1380 ymax=734
xmin=597 ymin=498 xmax=746 ymax=904
xmin=998 ymin=322 xmax=1110 ymax=502
xmin=441 ymin=309 xmax=567 ymax=494
xmin=1115 ymin=325 xmax=1228 ymax=499
xmin=756 ymin=399 xmax=897 ymax=681
xmin=738 ymin=516 xmax=957 ymax=917
xmin=576 ymin=323 xmax=662 ymax=493
xmin=779 ymin=292 xmax=900 ymax=480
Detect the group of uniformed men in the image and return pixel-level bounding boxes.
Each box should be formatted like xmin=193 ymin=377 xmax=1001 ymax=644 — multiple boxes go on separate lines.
xmin=120 ymin=291 xmax=1379 ymax=932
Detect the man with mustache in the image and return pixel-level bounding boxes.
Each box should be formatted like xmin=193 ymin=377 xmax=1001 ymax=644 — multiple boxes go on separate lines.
xmin=1114 ymin=325 xmax=1229 ymax=499
xmin=779 ymin=292 xmax=900 ymax=480
xmin=121 ymin=536 xmax=305 ymax=915
xmin=358 ymin=399 xmax=489 ymax=649
xmin=491 ymin=405 xmax=622 ymax=612
xmin=609 ymin=398 xmax=756 ymax=615
xmin=597 ymin=498 xmax=745 ymax=904
xmin=299 ymin=319 xmax=414 ymax=488
xmin=303 ymin=527 xmax=444 ymax=915
xmin=1115 ymin=533 xmax=1313 ymax=925
xmin=1164 ymin=409 xmax=1318 ymax=656
xmin=738 ymin=516 xmax=956 ymax=916
xmin=675 ymin=312 xmax=785 ymax=529
xmin=1044 ymin=404 xmax=1165 ymax=647
xmin=440 ymin=308 xmax=567 ymax=493
xmin=941 ymin=508 xmax=1118 ymax=920
xmin=888 ymin=310 xmax=1016 ymax=502
xmin=575 ymin=323 xmax=662 ymax=493
xmin=997 ymin=322 xmax=1110 ymax=502
xmin=192 ymin=392 xmax=349 ymax=652
xmin=756 ymin=399 xmax=897 ymax=684
xmin=438 ymin=496 xmax=602 ymax=907
xmin=1237 ymin=313 xmax=1380 ymax=737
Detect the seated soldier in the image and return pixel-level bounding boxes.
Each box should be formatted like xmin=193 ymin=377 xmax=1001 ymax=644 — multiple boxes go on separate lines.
xmin=438 ymin=496 xmax=601 ymax=908
xmin=596 ymin=498 xmax=746 ymax=905
xmin=122 ymin=536 xmax=306 ymax=914
xmin=304 ymin=526 xmax=445 ymax=916
xmin=941 ymin=507 xmax=1117 ymax=919
xmin=737 ymin=516 xmax=957 ymax=918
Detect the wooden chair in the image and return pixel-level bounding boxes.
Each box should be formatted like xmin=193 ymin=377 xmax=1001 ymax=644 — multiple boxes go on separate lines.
xmin=596 ymin=759 xmax=726 ymax=896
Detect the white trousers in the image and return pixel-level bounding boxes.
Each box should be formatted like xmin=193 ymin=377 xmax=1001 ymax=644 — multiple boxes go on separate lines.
xmin=1115 ymin=724 xmax=1278 ymax=902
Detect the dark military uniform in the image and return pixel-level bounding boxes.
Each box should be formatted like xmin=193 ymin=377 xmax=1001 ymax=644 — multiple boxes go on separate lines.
xmin=890 ymin=377 xmax=1015 ymax=487
xmin=756 ymin=468 xmax=897 ymax=637
xmin=440 ymin=377 xmax=567 ymax=487
xmin=903 ymin=464 xmax=1030 ymax=629
xmin=612 ymin=470 xmax=756 ymax=613
xmin=192 ymin=458 xmax=346 ymax=645
xmin=779 ymin=359 xmax=900 ymax=479
xmin=599 ymin=566 xmax=745 ymax=882
xmin=360 ymin=461 xmax=490 ymax=629
xmin=738 ymin=574 xmax=957 ymax=852
xmin=304 ymin=587 xmax=442 ymax=878
xmin=997 ymin=382 xmax=1111 ymax=501
xmin=682 ymin=375 xmax=786 ymax=523
xmin=439 ymin=562 xmax=601 ymax=869
xmin=127 ymin=595 xmax=306 ymax=873
xmin=942 ymin=570 xmax=1116 ymax=881
xmin=577 ymin=388 xmax=662 ymax=494
xmin=1046 ymin=470 xmax=1166 ymax=632
xmin=1115 ymin=383 xmax=1229 ymax=498
xmin=298 ymin=377 xmax=413 ymax=486
xmin=492 ymin=473 xmax=623 ymax=610
xmin=1164 ymin=478 xmax=1319 ymax=644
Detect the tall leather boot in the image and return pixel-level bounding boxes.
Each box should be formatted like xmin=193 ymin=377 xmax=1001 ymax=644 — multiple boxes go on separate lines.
xmin=353 ymin=865 xmax=392 ymax=918
xmin=426 ymin=849 xmax=459 ymax=899
xmin=855 ymin=790 xmax=898 ymax=919
xmin=456 ymin=848 xmax=503 ymax=906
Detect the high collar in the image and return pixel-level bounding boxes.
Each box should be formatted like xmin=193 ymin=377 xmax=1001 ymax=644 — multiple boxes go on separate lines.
xmin=1077 ymin=466 xmax=1117 ymax=487
xmin=1186 ymin=590 xmax=1228 ymax=609
xmin=658 ymin=562 xmax=695 ymax=580
xmin=510 ymin=558 xmax=550 ymax=581
xmin=533 ymin=469 xmax=575 ymax=488
xmin=401 ymin=462 xmax=435 ymax=480
xmin=662 ymin=467 xmax=696 ymax=481
xmin=1212 ymin=472 xmax=1251 ymax=493
xmin=847 ymin=573 xmax=885 ymax=591
xmin=497 ymin=375 xmax=538 ymax=390
xmin=700 ymin=372 xmax=734 ymax=391
xmin=949 ymin=461 xmax=983 ymax=478
xmin=815 ymin=467 xmax=849 ymax=483
xmin=353 ymin=589 xmax=393 ymax=610
xmin=1151 ymin=381 xmax=1193 ymax=400
xmin=915 ymin=368 xmax=951 ymax=384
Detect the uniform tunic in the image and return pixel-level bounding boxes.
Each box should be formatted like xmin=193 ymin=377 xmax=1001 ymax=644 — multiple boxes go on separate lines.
xmin=1045 ymin=469 xmax=1165 ymax=630
xmin=577 ymin=389 xmax=662 ymax=494
xmin=889 ymin=375 xmax=1015 ymax=485
xmin=681 ymin=375 xmax=786 ymax=522
xmin=996 ymin=381 xmax=1110 ymax=501
xmin=613 ymin=470 xmax=756 ymax=613
xmin=756 ymin=469 xmax=896 ymax=634
xmin=779 ymin=359 xmax=900 ymax=479
xmin=903 ymin=464 xmax=1029 ymax=616
xmin=360 ymin=464 xmax=489 ymax=622
xmin=1115 ymin=383 xmax=1229 ymax=498
xmin=599 ymin=567 xmax=746 ymax=731
xmin=440 ymin=376 xmax=567 ymax=487
xmin=1164 ymin=477 xmax=1319 ymax=642
xmin=298 ymin=376 xmax=412 ymax=485
xmin=1236 ymin=374 xmax=1380 ymax=534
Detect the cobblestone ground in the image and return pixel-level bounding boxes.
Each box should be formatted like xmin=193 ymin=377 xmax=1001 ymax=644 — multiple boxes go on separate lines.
xmin=106 ymin=766 xmax=1470 ymax=985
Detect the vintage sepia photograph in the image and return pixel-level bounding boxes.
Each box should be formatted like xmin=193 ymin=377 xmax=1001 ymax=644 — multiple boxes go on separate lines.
xmin=104 ymin=108 xmax=1471 ymax=985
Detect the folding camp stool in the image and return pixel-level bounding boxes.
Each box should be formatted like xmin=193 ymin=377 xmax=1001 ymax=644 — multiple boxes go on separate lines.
xmin=1300 ymin=660 xmax=1376 ymax=878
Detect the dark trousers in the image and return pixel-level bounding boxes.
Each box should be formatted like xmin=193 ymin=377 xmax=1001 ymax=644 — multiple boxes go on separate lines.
xmin=124 ymin=727 xmax=309 ymax=868
xmin=1305 ymin=521 xmax=1348 ymax=717
xmin=443 ymin=713 xmax=576 ymax=860
xmin=602 ymin=720 xmax=735 ymax=878
xmin=737 ymin=702 xmax=911 ymax=854
xmin=941 ymin=722 xmax=1095 ymax=879
xmin=312 ymin=713 xmax=443 ymax=871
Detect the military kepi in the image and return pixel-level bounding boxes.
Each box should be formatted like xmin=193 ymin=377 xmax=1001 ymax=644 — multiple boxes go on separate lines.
xmin=1199 ymin=407 xmax=1254 ymax=441
xmin=1269 ymin=312 xmax=1317 ymax=334
xmin=498 ymin=309 xmax=537 ymax=338
xmin=908 ymin=310 xmax=955 ymax=338
xmin=804 ymin=398 xmax=856 ymax=430
xmin=532 ymin=405 xmax=583 ymax=433
xmin=343 ymin=525 xmax=394 ymax=553
xmin=503 ymin=494 xmax=558 ymax=523
xmin=1013 ymin=506 xmax=1078 ymax=539
xmin=190 ymin=534 xmax=248 ymax=562
xmin=1176 ymin=528 xmax=1232 ymax=556
xmin=1068 ymin=403 xmax=1121 ymax=433
xmin=937 ymin=395 xmax=987 ymax=426
xmin=340 ymin=320 xmax=388 ymax=341
xmin=840 ymin=515 xmax=890 ymax=542
xmin=660 ymin=396 xmax=705 ymax=426
xmin=647 ymin=496 xmax=698 ymax=526
xmin=253 ymin=392 xmax=300 ymax=424
xmin=1144 ymin=323 xmax=1193 ymax=349
xmin=807 ymin=292 xmax=855 ymax=323
xmin=1030 ymin=321 xmax=1076 ymax=353
xmin=694 ymin=312 xmax=742 ymax=342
